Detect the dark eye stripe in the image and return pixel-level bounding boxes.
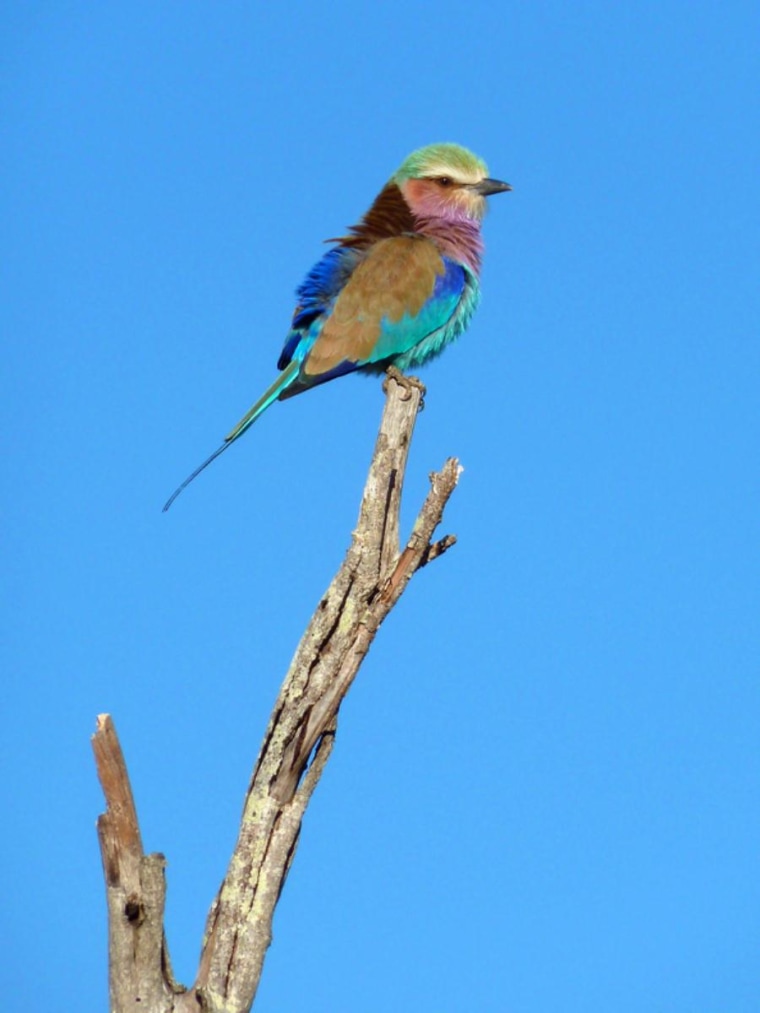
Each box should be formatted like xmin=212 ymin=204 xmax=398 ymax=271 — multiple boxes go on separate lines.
xmin=421 ymin=174 xmax=463 ymax=188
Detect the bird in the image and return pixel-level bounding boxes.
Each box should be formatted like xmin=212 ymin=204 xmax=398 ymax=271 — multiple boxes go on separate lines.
xmin=163 ymin=142 xmax=511 ymax=511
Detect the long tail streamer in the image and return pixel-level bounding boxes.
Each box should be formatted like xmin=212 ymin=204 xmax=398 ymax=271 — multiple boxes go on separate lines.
xmin=162 ymin=361 xmax=299 ymax=512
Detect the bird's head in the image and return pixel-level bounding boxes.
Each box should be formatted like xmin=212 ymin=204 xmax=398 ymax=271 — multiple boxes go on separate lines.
xmin=393 ymin=142 xmax=511 ymax=223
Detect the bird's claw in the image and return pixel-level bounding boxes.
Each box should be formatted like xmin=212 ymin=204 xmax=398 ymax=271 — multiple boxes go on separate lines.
xmin=383 ymin=366 xmax=427 ymax=408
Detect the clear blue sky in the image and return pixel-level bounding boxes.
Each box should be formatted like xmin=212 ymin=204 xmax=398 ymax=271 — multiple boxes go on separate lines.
xmin=3 ymin=3 xmax=759 ymax=1010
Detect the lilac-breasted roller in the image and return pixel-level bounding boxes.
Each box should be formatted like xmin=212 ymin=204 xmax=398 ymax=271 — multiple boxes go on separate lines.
xmin=163 ymin=142 xmax=510 ymax=510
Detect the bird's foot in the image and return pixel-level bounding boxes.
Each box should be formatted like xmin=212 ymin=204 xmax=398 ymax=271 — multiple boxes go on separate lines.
xmin=383 ymin=366 xmax=426 ymax=407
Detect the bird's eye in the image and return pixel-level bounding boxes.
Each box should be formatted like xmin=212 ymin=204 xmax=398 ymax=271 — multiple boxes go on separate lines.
xmin=437 ymin=176 xmax=453 ymax=187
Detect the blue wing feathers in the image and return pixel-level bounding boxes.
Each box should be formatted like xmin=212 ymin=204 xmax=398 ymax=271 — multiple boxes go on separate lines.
xmin=278 ymin=247 xmax=358 ymax=369
xmin=433 ymin=258 xmax=467 ymax=300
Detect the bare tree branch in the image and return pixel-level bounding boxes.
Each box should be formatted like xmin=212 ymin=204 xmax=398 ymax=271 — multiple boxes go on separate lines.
xmin=93 ymin=374 xmax=461 ymax=1012
xmin=93 ymin=715 xmax=182 ymax=1012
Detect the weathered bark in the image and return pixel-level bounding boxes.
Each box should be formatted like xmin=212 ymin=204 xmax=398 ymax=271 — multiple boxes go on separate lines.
xmin=93 ymin=374 xmax=461 ymax=1012
xmin=93 ymin=715 xmax=183 ymax=1013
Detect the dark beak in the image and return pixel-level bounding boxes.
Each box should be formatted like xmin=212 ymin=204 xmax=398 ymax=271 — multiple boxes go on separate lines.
xmin=472 ymin=177 xmax=513 ymax=196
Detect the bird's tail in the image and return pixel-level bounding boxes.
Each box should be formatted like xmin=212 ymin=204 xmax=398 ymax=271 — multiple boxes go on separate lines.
xmin=162 ymin=360 xmax=300 ymax=512
xmin=222 ymin=360 xmax=299 ymax=443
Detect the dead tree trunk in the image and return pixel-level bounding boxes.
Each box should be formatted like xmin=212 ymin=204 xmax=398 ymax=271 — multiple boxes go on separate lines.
xmin=93 ymin=374 xmax=461 ymax=1013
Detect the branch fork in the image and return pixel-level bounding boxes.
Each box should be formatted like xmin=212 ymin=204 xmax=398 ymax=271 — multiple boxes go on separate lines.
xmin=93 ymin=374 xmax=461 ymax=1013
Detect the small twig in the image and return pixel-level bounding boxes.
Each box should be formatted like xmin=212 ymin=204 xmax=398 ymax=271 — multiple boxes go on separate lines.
xmin=420 ymin=533 xmax=458 ymax=568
